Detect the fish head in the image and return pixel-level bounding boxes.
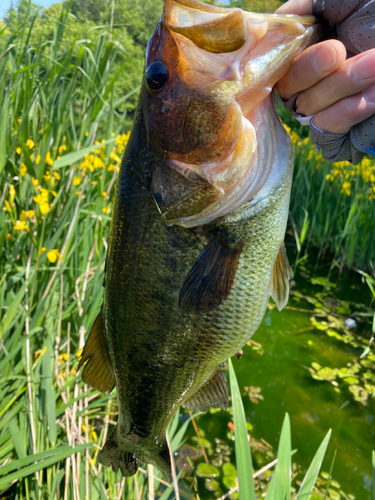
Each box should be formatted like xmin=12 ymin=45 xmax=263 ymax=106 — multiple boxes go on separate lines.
xmin=141 ymin=0 xmax=319 ymax=226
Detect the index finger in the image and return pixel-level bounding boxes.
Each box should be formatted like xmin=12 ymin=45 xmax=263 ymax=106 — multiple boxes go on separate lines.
xmin=276 ymin=40 xmax=347 ymax=100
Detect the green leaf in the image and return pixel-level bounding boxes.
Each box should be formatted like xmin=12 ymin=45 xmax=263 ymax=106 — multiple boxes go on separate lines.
xmin=296 ymin=429 xmax=331 ymax=499
xmin=274 ymin=414 xmax=291 ymax=500
xmin=53 ymin=139 xmax=115 ymax=169
xmin=228 ymin=357 xmax=256 ymax=500
xmin=0 ymin=443 xmax=95 ymax=489
xmin=0 ymin=90 xmax=9 ymax=174
xmin=372 ymin=451 xmax=375 ymax=500
xmin=323 ymin=450 xmax=337 ymax=500
xmin=196 ymin=463 xmax=220 ymax=478
xmin=265 ymin=467 xmax=277 ymax=500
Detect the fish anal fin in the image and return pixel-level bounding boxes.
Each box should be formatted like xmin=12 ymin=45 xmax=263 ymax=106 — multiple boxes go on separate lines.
xmin=184 ymin=367 xmax=228 ymax=412
xmin=179 ymin=232 xmax=243 ymax=314
xmin=270 ymin=242 xmax=291 ymax=311
xmin=77 ymin=308 xmax=116 ymax=393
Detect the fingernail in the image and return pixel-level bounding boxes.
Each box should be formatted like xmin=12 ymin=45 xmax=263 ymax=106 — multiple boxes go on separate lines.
xmin=363 ymin=85 xmax=375 ymax=104
xmin=353 ymin=55 xmax=375 ymax=80
xmin=313 ymin=44 xmax=337 ymax=73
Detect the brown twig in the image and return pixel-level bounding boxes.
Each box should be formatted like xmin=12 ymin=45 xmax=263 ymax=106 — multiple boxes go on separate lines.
xmin=188 ymin=411 xmax=208 ymax=464
xmin=166 ymin=431 xmax=180 ymax=500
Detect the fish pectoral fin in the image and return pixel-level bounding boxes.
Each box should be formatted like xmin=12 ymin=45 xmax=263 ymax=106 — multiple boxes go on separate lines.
xmin=270 ymin=242 xmax=292 ymax=311
xmin=183 ymin=367 xmax=228 ymax=412
xmin=77 ymin=308 xmax=116 ymax=393
xmin=179 ymin=231 xmax=243 ymax=314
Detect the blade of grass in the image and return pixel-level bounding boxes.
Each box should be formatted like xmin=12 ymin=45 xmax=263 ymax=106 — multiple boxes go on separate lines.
xmin=296 ymin=429 xmax=331 ymax=499
xmin=323 ymin=450 xmax=337 ymax=500
xmin=228 ymin=357 xmax=256 ymax=500
xmin=274 ymin=414 xmax=291 ymax=500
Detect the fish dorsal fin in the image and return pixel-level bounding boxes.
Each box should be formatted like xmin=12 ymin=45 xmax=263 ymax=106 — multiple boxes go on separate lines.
xmin=270 ymin=242 xmax=291 ymax=311
xmin=179 ymin=231 xmax=243 ymax=314
xmin=184 ymin=367 xmax=228 ymax=412
xmin=78 ymin=308 xmax=116 ymax=393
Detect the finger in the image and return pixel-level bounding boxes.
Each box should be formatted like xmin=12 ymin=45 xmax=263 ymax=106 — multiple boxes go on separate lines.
xmin=296 ymin=49 xmax=375 ymax=116
xmin=276 ymin=0 xmax=313 ymax=15
xmin=313 ymin=85 xmax=375 ymax=134
xmin=277 ymin=40 xmax=346 ymax=100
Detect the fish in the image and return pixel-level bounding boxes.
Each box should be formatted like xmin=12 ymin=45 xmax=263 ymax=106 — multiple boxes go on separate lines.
xmin=78 ymin=0 xmax=319 ymax=480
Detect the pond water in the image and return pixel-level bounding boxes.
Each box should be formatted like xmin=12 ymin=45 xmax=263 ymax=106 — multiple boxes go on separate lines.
xmin=183 ymin=257 xmax=375 ymax=499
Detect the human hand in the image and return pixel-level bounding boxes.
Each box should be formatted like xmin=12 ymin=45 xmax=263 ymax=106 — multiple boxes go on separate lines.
xmin=276 ymin=0 xmax=375 ymax=135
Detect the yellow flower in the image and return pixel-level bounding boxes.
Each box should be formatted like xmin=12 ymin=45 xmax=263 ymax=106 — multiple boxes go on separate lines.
xmin=36 ymin=155 xmax=41 ymax=165
xmin=4 ymin=200 xmax=11 ymax=212
xmin=20 ymin=210 xmax=35 ymax=221
xmin=58 ymin=145 xmax=67 ymax=154
xmin=5 ymin=233 xmax=11 ymax=240
xmin=51 ymin=190 xmax=57 ymax=197
xmin=91 ymin=180 xmax=97 ymax=186
xmin=14 ymin=220 xmax=29 ymax=231
xmin=39 ymin=203 xmax=50 ymax=215
xmin=31 ymin=177 xmax=39 ymax=188
xmin=53 ymin=171 xmax=61 ymax=181
xmin=102 ymin=207 xmax=108 ymax=214
xmin=17 ymin=118 xmax=22 ymax=124
xmin=9 ymin=185 xmax=15 ymax=203
xmin=102 ymin=191 xmax=107 ymax=198
xmin=47 ymin=249 xmax=61 ymax=263
xmin=26 ymin=139 xmax=35 ymax=149
xmin=20 ymin=163 xmax=27 ymax=177
xmin=108 ymin=164 xmax=119 ymax=173
xmin=43 ymin=171 xmax=51 ymax=182
xmin=85 ymin=131 xmax=89 ymax=137
xmin=110 ymin=151 xmax=122 ymax=164
xmin=34 ymin=192 xmax=50 ymax=215
xmin=39 ymin=247 xmax=46 ymax=255
xmin=73 ymin=176 xmax=81 ymax=186
xmin=341 ymin=181 xmax=351 ymax=196
xmin=16 ymin=147 xmax=21 ymax=155
xmin=46 ymin=151 xmax=54 ymax=166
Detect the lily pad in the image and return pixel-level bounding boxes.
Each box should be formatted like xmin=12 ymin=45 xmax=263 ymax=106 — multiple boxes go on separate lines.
xmin=223 ymin=462 xmax=237 ymax=478
xmin=343 ymin=377 xmax=359 ymax=385
xmin=196 ymin=463 xmax=220 ymax=478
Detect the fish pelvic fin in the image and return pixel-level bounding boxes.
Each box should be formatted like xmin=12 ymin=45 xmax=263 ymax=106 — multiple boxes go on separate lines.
xmin=179 ymin=231 xmax=243 ymax=314
xmin=77 ymin=308 xmax=116 ymax=393
xmin=183 ymin=366 xmax=228 ymax=412
xmin=270 ymin=242 xmax=291 ymax=311
xmin=99 ymin=430 xmax=172 ymax=481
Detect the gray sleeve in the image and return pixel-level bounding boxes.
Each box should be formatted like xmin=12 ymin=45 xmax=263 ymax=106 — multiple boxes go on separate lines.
xmin=313 ymin=0 xmax=375 ymax=56
xmin=288 ymin=0 xmax=375 ymax=164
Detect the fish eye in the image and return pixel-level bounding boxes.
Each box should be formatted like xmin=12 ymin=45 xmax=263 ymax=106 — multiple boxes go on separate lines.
xmin=146 ymin=61 xmax=169 ymax=93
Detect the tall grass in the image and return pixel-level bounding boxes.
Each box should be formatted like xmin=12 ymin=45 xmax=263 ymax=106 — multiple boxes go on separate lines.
xmin=279 ymin=108 xmax=375 ymax=271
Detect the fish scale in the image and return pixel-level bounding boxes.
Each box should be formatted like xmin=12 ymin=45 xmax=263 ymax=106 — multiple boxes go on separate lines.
xmin=78 ymin=0 xmax=318 ymax=479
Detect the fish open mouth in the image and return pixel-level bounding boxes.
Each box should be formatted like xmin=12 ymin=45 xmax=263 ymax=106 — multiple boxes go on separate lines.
xmin=147 ymin=0 xmax=319 ymax=227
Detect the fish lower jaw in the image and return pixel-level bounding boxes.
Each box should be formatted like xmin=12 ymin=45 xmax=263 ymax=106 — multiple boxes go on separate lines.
xmin=170 ymin=101 xmax=282 ymax=228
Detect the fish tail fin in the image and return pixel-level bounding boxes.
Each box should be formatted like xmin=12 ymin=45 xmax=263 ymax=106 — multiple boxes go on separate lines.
xmin=98 ymin=431 xmax=139 ymax=477
xmin=99 ymin=429 xmax=172 ymax=480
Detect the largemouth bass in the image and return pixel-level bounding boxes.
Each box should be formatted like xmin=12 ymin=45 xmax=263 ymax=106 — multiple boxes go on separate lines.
xmin=78 ymin=0 xmax=318 ymax=479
